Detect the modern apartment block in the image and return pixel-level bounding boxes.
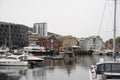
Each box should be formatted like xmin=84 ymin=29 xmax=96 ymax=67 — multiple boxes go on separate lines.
xmin=33 ymin=23 xmax=47 ymax=37
xmin=0 ymin=22 xmax=29 ymax=48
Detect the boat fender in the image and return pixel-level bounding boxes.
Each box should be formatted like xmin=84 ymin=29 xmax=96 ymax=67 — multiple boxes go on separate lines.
xmin=90 ymin=65 xmax=94 ymax=69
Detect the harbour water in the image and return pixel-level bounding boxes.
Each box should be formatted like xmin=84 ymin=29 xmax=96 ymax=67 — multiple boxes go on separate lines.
xmin=0 ymin=55 xmax=113 ymax=80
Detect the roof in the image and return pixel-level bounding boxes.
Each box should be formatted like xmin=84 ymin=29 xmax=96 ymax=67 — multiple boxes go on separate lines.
xmin=96 ymin=60 xmax=120 ymax=65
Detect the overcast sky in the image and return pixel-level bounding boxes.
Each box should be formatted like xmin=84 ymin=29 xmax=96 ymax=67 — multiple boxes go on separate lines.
xmin=0 ymin=0 xmax=120 ymax=41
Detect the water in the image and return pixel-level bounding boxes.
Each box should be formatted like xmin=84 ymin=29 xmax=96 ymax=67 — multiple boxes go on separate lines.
xmin=0 ymin=55 xmax=113 ymax=80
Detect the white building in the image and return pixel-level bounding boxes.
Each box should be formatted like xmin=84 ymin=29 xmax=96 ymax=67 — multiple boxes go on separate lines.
xmin=79 ymin=38 xmax=86 ymax=51
xmin=33 ymin=23 xmax=47 ymax=36
xmin=85 ymin=36 xmax=105 ymax=51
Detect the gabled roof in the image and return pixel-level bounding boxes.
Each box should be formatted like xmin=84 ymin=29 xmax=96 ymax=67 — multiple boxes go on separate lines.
xmin=57 ymin=36 xmax=66 ymax=42
xmin=39 ymin=34 xmax=59 ymax=40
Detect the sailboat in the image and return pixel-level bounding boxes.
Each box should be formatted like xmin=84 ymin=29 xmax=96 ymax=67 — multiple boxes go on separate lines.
xmin=89 ymin=0 xmax=120 ymax=80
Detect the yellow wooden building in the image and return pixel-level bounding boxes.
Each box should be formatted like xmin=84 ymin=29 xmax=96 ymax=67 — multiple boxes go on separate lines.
xmin=58 ymin=35 xmax=78 ymax=51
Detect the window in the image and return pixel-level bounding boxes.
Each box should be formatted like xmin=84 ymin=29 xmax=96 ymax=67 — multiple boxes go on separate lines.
xmin=97 ymin=64 xmax=104 ymax=72
xmin=93 ymin=38 xmax=96 ymax=44
xmin=111 ymin=64 xmax=120 ymax=72
xmin=105 ymin=64 xmax=111 ymax=72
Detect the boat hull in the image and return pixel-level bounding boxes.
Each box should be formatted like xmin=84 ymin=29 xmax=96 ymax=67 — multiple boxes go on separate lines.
xmin=0 ymin=59 xmax=28 ymax=66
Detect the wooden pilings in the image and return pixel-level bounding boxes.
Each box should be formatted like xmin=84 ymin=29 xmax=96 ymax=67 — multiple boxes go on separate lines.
xmin=75 ymin=50 xmax=93 ymax=55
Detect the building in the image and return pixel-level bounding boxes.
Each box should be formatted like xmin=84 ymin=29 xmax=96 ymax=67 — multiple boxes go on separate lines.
xmin=0 ymin=22 xmax=29 ymax=48
xmin=105 ymin=39 xmax=113 ymax=49
xmin=39 ymin=34 xmax=60 ymax=51
xmin=33 ymin=23 xmax=47 ymax=37
xmin=79 ymin=38 xmax=86 ymax=51
xmin=85 ymin=36 xmax=105 ymax=51
xmin=27 ymin=31 xmax=39 ymax=45
xmin=62 ymin=35 xmax=78 ymax=49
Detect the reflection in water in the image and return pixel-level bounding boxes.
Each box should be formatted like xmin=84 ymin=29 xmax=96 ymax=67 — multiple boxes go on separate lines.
xmin=64 ymin=59 xmax=76 ymax=76
xmin=0 ymin=55 xmax=113 ymax=80
xmin=0 ymin=73 xmax=20 ymax=80
xmin=0 ymin=66 xmax=27 ymax=80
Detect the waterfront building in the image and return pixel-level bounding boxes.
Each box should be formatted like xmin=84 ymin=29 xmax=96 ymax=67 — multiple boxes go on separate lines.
xmin=0 ymin=22 xmax=29 ymax=48
xmin=39 ymin=34 xmax=60 ymax=52
xmin=79 ymin=38 xmax=86 ymax=51
xmin=62 ymin=35 xmax=79 ymax=50
xmin=105 ymin=39 xmax=112 ymax=50
xmin=85 ymin=36 xmax=105 ymax=51
xmin=33 ymin=23 xmax=47 ymax=37
xmin=27 ymin=31 xmax=39 ymax=45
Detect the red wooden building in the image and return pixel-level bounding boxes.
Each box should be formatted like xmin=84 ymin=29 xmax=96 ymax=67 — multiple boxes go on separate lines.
xmin=39 ymin=34 xmax=60 ymax=52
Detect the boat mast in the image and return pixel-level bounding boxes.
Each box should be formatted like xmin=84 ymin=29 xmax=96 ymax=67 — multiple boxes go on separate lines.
xmin=113 ymin=0 xmax=117 ymax=54
xmin=9 ymin=25 xmax=12 ymax=51
xmin=5 ymin=38 xmax=6 ymax=47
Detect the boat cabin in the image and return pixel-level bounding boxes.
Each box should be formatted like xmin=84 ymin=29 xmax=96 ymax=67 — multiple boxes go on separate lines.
xmin=96 ymin=61 xmax=120 ymax=79
xmin=96 ymin=62 xmax=120 ymax=74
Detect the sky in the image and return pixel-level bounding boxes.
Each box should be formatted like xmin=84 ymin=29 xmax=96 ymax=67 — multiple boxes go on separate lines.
xmin=0 ymin=0 xmax=120 ymax=41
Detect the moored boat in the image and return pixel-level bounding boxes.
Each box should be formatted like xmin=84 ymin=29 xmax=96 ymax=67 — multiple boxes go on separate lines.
xmin=0 ymin=51 xmax=44 ymax=66
xmin=89 ymin=58 xmax=120 ymax=80
xmin=89 ymin=0 xmax=120 ymax=79
xmin=93 ymin=50 xmax=104 ymax=55
xmin=23 ymin=43 xmax=46 ymax=56
xmin=0 ymin=54 xmax=28 ymax=66
xmin=0 ymin=45 xmax=9 ymax=54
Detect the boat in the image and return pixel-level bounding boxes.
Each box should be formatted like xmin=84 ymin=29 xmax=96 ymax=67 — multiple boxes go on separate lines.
xmin=0 ymin=53 xmax=28 ymax=66
xmin=89 ymin=0 xmax=120 ymax=79
xmin=23 ymin=43 xmax=46 ymax=56
xmin=0 ymin=45 xmax=9 ymax=54
xmin=89 ymin=58 xmax=120 ymax=80
xmin=93 ymin=50 xmax=105 ymax=55
xmin=93 ymin=49 xmax=113 ymax=55
xmin=0 ymin=51 xmax=44 ymax=66
xmin=103 ymin=49 xmax=113 ymax=55
xmin=27 ymin=54 xmax=44 ymax=62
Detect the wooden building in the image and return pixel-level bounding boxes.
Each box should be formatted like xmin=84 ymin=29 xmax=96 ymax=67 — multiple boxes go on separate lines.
xmin=39 ymin=34 xmax=60 ymax=52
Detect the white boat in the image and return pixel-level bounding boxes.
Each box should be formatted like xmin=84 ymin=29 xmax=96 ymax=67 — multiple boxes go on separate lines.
xmin=103 ymin=49 xmax=113 ymax=55
xmin=0 ymin=54 xmax=28 ymax=66
xmin=26 ymin=54 xmax=44 ymax=62
xmin=89 ymin=0 xmax=120 ymax=79
xmin=0 ymin=45 xmax=9 ymax=53
xmin=0 ymin=51 xmax=44 ymax=66
xmin=93 ymin=50 xmax=104 ymax=55
xmin=93 ymin=49 xmax=113 ymax=55
xmin=24 ymin=43 xmax=46 ymax=53
xmin=89 ymin=58 xmax=120 ymax=80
